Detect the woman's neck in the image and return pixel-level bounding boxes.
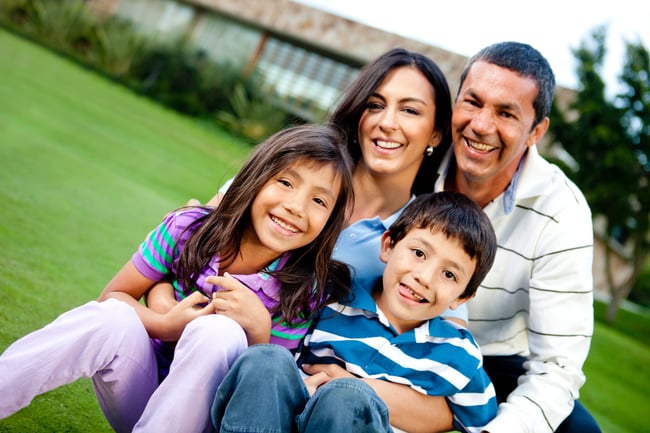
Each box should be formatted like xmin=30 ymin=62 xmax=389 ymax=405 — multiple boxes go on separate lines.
xmin=348 ymin=167 xmax=413 ymax=224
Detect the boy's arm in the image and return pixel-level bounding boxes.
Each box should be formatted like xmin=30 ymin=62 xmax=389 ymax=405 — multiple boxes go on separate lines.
xmin=365 ymin=379 xmax=454 ymax=433
xmin=303 ymin=363 xmax=454 ymax=433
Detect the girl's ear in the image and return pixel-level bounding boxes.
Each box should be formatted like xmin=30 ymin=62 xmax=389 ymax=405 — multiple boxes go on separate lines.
xmin=378 ymin=231 xmax=393 ymax=264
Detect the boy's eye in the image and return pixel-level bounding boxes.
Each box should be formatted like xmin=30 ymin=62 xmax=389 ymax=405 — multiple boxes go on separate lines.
xmin=443 ymin=270 xmax=456 ymax=281
xmin=413 ymin=248 xmax=425 ymax=258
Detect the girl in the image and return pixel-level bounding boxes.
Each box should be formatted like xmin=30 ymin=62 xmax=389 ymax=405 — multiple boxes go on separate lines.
xmin=0 ymin=124 xmax=354 ymax=433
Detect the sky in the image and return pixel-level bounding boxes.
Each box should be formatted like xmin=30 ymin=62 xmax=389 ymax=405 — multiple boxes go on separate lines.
xmin=294 ymin=0 xmax=650 ymax=93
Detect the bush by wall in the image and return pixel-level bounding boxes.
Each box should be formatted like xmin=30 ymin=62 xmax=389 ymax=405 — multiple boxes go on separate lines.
xmin=0 ymin=0 xmax=292 ymax=143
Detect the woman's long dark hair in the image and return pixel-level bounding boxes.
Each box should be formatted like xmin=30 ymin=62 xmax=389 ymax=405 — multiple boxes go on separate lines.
xmin=176 ymin=124 xmax=354 ymax=323
xmin=329 ymin=48 xmax=452 ymax=195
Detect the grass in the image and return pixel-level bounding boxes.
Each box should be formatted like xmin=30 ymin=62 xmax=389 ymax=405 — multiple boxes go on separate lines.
xmin=0 ymin=27 xmax=251 ymax=432
xmin=0 ymin=28 xmax=648 ymax=432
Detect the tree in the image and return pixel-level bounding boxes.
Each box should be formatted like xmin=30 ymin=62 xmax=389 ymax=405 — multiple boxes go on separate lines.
xmin=549 ymin=26 xmax=650 ymax=323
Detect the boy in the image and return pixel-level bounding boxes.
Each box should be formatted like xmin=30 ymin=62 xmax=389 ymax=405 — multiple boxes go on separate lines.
xmin=212 ymin=191 xmax=498 ymax=433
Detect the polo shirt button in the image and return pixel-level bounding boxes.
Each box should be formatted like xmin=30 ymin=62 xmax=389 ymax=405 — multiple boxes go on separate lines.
xmin=350 ymin=233 xmax=357 ymax=239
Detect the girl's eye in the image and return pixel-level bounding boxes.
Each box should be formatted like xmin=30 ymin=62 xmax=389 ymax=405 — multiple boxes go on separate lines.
xmin=443 ymin=270 xmax=456 ymax=281
xmin=278 ymin=179 xmax=292 ymax=188
xmin=313 ymin=197 xmax=327 ymax=208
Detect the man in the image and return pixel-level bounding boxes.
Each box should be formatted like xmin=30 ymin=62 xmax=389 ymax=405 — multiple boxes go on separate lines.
xmin=434 ymin=41 xmax=601 ymax=432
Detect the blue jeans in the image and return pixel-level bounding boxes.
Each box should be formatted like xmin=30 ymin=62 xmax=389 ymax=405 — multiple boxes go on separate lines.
xmin=483 ymin=355 xmax=602 ymax=433
xmin=211 ymin=344 xmax=392 ymax=433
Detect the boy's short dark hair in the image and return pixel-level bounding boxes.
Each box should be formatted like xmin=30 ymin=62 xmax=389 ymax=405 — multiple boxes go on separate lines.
xmin=386 ymin=192 xmax=496 ymax=299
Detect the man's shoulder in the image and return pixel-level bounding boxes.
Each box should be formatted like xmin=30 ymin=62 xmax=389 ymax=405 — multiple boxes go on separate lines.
xmin=519 ymin=149 xmax=590 ymax=213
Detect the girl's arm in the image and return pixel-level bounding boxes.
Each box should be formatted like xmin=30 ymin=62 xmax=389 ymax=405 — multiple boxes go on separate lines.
xmin=145 ymin=281 xmax=178 ymax=314
xmin=98 ymin=260 xmax=213 ymax=341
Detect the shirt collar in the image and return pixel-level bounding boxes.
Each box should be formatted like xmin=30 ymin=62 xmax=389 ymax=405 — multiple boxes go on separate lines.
xmin=208 ymin=252 xmax=290 ymax=300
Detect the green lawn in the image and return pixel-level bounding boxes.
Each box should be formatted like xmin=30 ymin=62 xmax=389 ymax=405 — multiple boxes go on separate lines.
xmin=0 ymin=28 xmax=648 ymax=433
xmin=0 ymin=27 xmax=250 ymax=432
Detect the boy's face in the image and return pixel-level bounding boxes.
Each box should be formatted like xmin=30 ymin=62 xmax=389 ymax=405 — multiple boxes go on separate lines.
xmin=376 ymin=228 xmax=476 ymax=334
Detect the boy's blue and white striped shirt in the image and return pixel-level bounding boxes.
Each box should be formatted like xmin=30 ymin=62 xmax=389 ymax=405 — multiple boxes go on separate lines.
xmin=299 ymin=280 xmax=497 ymax=433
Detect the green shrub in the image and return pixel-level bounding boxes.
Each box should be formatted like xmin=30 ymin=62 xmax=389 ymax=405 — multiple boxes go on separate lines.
xmin=216 ymin=83 xmax=291 ymax=143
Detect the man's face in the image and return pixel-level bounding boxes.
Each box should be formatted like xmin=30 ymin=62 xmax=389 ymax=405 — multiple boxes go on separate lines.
xmin=451 ymin=61 xmax=547 ymax=191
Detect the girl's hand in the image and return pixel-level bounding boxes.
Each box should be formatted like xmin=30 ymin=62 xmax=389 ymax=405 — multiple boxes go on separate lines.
xmin=206 ymin=273 xmax=272 ymax=345
xmin=158 ymin=291 xmax=214 ymax=341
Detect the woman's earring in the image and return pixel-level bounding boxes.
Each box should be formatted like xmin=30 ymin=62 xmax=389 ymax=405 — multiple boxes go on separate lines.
xmin=425 ymin=146 xmax=434 ymax=156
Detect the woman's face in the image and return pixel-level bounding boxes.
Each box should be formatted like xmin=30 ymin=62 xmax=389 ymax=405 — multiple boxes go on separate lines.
xmin=357 ymin=66 xmax=440 ymax=182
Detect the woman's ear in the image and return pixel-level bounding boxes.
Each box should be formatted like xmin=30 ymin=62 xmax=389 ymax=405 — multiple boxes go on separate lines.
xmin=429 ymin=130 xmax=443 ymax=148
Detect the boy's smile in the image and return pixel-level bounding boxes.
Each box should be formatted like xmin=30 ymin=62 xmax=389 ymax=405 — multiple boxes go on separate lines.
xmin=374 ymin=228 xmax=476 ymax=334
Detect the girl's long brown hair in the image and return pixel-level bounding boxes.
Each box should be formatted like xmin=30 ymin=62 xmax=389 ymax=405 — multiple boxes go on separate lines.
xmin=176 ymin=124 xmax=354 ymax=323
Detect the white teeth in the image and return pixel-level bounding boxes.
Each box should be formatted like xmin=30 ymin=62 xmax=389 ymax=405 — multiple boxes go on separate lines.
xmin=271 ymin=216 xmax=299 ymax=233
xmin=376 ymin=140 xmax=401 ymax=149
xmin=467 ymin=139 xmax=495 ymax=152
xmin=406 ymin=287 xmax=425 ymax=302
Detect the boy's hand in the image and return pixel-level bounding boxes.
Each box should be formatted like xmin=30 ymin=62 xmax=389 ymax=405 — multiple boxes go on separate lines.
xmin=302 ymin=363 xmax=354 ymax=380
xmin=301 ymin=364 xmax=356 ymax=396
xmin=302 ymin=371 xmax=331 ymax=396
xmin=206 ymin=273 xmax=272 ymax=345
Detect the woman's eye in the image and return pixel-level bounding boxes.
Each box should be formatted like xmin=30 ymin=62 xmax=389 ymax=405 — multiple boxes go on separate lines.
xmin=402 ymin=107 xmax=420 ymax=115
xmin=366 ymin=102 xmax=383 ymax=111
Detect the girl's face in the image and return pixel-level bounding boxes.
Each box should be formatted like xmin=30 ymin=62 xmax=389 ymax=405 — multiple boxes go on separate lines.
xmin=357 ymin=66 xmax=440 ymax=182
xmin=247 ymin=160 xmax=342 ymax=259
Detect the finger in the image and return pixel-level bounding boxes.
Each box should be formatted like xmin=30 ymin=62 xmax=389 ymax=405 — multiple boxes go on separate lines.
xmin=304 ymin=371 xmax=331 ymax=388
xmin=205 ymin=274 xmax=243 ymax=291
xmin=179 ymin=291 xmax=210 ymax=307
